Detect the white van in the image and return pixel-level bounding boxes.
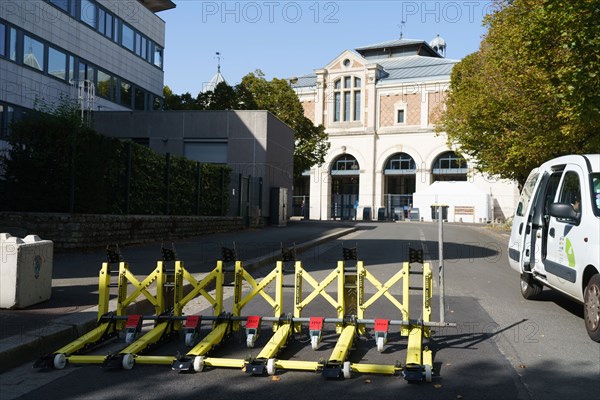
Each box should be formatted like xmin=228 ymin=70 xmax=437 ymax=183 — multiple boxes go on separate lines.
xmin=508 ymin=154 xmax=600 ymax=341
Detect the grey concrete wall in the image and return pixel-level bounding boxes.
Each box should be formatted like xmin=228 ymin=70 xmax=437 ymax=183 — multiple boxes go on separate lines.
xmin=92 ymin=110 xmax=274 ymax=165
xmin=266 ymin=113 xmax=295 ymax=217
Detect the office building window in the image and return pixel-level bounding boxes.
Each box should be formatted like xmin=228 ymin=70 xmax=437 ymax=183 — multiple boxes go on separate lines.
xmin=105 ymin=13 xmax=112 ymax=39
xmin=135 ymin=32 xmax=141 ymax=56
xmin=23 ymin=35 xmax=44 ymax=71
xmin=87 ymin=64 xmax=95 ymax=82
xmin=48 ymin=47 xmax=67 ymax=80
xmin=0 ymin=23 xmax=5 ymax=57
xmin=0 ymin=104 xmax=19 ymax=139
xmin=134 ymin=87 xmax=145 ymax=110
xmin=113 ymin=17 xmax=120 ymax=43
xmin=122 ymin=23 xmax=134 ymax=51
xmin=98 ymin=8 xmax=105 ymax=35
xmin=44 ymin=0 xmax=163 ymax=69
xmin=49 ymin=0 xmax=69 ymax=12
xmin=120 ymin=81 xmax=132 ymax=108
xmin=94 ymin=6 xmax=113 ymax=40
xmin=77 ymin=61 xmax=95 ymax=82
xmin=97 ymin=70 xmax=114 ymax=101
xmin=9 ymin=27 xmax=17 ymax=61
xmin=80 ymin=0 xmax=96 ymax=28
xmin=153 ymin=46 xmax=163 ymax=68
xmin=78 ymin=61 xmax=87 ymax=81
xmin=0 ymin=105 xmax=4 ymax=139
xmin=68 ymin=55 xmax=75 ymax=82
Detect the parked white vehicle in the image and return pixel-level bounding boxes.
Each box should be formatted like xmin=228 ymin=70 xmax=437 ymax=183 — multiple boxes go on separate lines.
xmin=508 ymin=154 xmax=600 ymax=341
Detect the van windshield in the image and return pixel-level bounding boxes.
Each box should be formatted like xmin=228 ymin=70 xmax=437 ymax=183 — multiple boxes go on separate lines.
xmin=516 ymin=171 xmax=539 ymax=217
xmin=591 ymin=173 xmax=600 ymax=217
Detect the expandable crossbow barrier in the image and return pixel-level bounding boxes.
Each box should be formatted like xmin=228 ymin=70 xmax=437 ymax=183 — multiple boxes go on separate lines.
xmin=35 ymin=244 xmax=454 ymax=383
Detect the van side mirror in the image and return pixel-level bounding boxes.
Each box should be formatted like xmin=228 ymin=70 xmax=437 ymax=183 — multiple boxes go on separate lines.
xmin=548 ymin=203 xmax=580 ymax=223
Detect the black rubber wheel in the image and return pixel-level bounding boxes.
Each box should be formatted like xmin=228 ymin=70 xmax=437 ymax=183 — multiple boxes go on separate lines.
xmin=520 ymin=273 xmax=543 ymax=299
xmin=584 ymin=274 xmax=600 ymax=342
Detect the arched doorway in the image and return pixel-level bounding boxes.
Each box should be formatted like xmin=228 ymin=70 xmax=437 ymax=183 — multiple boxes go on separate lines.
xmin=432 ymin=151 xmax=468 ymax=182
xmin=384 ymin=152 xmax=416 ymax=219
xmin=331 ymin=154 xmax=359 ymax=220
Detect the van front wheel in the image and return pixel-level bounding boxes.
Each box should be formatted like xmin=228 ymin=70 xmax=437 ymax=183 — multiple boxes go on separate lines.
xmin=584 ymin=274 xmax=600 ymax=342
xmin=520 ymin=273 xmax=543 ymax=299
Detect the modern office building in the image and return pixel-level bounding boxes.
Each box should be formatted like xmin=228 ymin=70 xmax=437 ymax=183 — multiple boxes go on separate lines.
xmin=292 ymin=38 xmax=519 ymax=222
xmin=0 ymin=0 xmax=173 ymax=141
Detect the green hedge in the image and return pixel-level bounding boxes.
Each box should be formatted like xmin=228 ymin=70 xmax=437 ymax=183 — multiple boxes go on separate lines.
xmin=1 ymin=109 xmax=230 ymax=215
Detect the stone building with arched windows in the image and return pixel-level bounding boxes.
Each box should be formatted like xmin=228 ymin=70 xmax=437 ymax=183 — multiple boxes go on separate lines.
xmin=291 ymin=38 xmax=519 ymax=222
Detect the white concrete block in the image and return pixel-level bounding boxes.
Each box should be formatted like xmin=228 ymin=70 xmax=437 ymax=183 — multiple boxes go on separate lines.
xmin=0 ymin=233 xmax=54 ymax=309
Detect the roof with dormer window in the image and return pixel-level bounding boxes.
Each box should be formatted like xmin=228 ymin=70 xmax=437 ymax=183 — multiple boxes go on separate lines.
xmin=291 ymin=39 xmax=458 ymax=89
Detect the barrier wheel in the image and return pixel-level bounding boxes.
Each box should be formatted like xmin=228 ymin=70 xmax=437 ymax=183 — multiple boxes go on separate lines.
xmin=342 ymin=361 xmax=351 ymax=379
xmin=267 ymin=358 xmax=276 ymax=376
xmin=122 ymin=354 xmax=135 ymax=370
xmin=185 ymin=332 xmax=196 ymax=347
xmin=246 ymin=334 xmax=255 ymax=348
xmin=193 ymin=356 xmax=205 ymax=372
xmin=311 ymin=336 xmax=320 ymax=350
xmin=53 ymin=353 xmax=67 ymax=370
xmin=125 ymin=332 xmax=137 ymax=344
xmin=424 ymin=365 xmax=433 ymax=382
xmin=376 ymin=336 xmax=385 ymax=352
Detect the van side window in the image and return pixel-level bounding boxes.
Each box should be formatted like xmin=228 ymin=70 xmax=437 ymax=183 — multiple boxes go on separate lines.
xmin=516 ymin=172 xmax=539 ymax=217
xmin=543 ymin=173 xmax=562 ymax=215
xmin=559 ymin=171 xmax=581 ymax=212
xmin=592 ymin=174 xmax=600 ymax=216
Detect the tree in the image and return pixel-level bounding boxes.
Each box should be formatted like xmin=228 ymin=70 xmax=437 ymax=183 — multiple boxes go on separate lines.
xmin=440 ymin=0 xmax=600 ymax=186
xmin=163 ymin=71 xmax=330 ymax=177
xmin=2 ymin=98 xmax=120 ymax=212
xmin=239 ymin=71 xmax=329 ymax=176
xmin=164 ymin=85 xmax=197 ymax=110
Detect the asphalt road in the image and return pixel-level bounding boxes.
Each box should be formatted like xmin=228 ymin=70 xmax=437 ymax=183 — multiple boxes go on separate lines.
xmin=2 ymin=222 xmax=599 ymax=400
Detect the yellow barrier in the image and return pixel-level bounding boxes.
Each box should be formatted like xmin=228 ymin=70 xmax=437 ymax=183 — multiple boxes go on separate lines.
xmin=36 ymin=251 xmax=447 ymax=383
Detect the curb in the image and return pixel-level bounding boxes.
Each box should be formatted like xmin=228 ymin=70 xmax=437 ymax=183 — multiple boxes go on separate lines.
xmin=0 ymin=227 xmax=356 ymax=372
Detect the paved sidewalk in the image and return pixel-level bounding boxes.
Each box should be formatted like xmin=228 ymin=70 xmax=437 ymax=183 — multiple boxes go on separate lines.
xmin=0 ymin=220 xmax=358 ymax=373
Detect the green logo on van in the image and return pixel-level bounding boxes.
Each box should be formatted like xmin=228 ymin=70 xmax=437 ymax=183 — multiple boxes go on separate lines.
xmin=565 ymin=238 xmax=576 ymax=268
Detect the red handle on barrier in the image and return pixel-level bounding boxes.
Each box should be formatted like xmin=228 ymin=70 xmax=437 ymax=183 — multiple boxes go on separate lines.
xmin=309 ymin=317 xmax=325 ymax=331
xmin=246 ymin=316 xmax=261 ymax=329
xmin=374 ymin=319 xmax=389 ymax=332
xmin=126 ymin=315 xmax=143 ymax=330
xmin=184 ymin=315 xmax=201 ymax=329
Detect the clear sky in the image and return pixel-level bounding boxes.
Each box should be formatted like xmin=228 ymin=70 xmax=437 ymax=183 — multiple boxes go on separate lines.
xmin=160 ymin=1 xmax=494 ymax=95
